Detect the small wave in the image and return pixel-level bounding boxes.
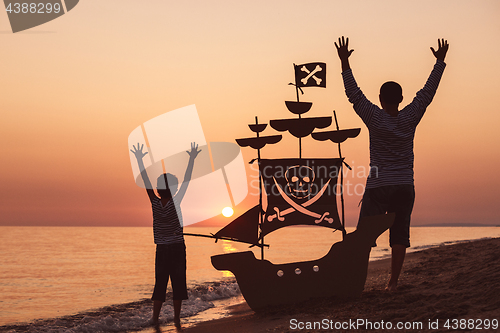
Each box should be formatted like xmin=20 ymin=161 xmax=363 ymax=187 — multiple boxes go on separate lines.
xmin=412 ymin=237 xmax=492 ymax=253
xmin=0 ymin=280 xmax=240 ymax=333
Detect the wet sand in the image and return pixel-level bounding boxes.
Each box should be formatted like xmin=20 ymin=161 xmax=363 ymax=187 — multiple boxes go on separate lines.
xmin=181 ymin=237 xmax=500 ymax=332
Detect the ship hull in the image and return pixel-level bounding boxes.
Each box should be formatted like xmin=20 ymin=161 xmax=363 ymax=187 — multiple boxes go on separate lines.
xmin=211 ymin=214 xmax=394 ymax=311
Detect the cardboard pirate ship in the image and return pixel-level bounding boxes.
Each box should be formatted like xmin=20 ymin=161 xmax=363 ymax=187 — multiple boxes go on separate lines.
xmin=186 ymin=62 xmax=394 ymax=311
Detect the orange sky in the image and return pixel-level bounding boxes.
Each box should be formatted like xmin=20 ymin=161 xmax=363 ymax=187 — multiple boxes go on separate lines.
xmin=0 ymin=0 xmax=499 ymax=227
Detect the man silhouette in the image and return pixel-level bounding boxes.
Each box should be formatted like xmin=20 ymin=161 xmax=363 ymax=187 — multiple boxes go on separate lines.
xmin=335 ymin=36 xmax=448 ymax=291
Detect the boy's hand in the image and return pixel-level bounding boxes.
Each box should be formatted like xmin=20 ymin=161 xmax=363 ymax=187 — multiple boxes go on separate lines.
xmin=186 ymin=142 xmax=201 ymax=159
xmin=334 ymin=36 xmax=354 ymax=61
xmin=431 ymin=38 xmax=449 ymax=62
xmin=130 ymin=143 xmax=148 ymax=160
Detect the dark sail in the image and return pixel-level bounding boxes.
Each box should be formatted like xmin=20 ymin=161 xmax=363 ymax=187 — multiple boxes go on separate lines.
xmin=236 ymin=135 xmax=282 ymax=150
xmin=259 ymin=158 xmax=344 ymax=237
xmin=270 ymin=117 xmax=332 ymax=138
xmin=284 ymin=101 xmax=312 ymax=115
xmin=312 ymin=128 xmax=361 ymax=143
xmin=213 ymin=205 xmax=260 ymax=245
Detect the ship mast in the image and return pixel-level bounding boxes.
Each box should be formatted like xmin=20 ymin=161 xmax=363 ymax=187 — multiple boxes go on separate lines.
xmin=270 ymin=63 xmax=331 ymax=160
xmin=293 ymin=65 xmax=303 ymax=159
xmin=311 ymin=113 xmax=361 ymax=239
xmin=252 ymin=117 xmax=265 ymax=259
xmin=333 ymin=111 xmax=348 ymax=238
xmin=236 ymin=117 xmax=283 ymax=260
xmin=179 ymin=116 xmax=281 ymax=249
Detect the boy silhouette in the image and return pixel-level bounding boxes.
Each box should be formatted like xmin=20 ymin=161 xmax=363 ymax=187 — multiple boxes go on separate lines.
xmin=335 ymin=37 xmax=448 ymax=291
xmin=131 ymin=142 xmax=201 ymax=327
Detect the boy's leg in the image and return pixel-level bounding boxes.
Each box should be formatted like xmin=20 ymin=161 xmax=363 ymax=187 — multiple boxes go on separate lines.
xmin=171 ymin=243 xmax=188 ymax=328
xmin=173 ymin=300 xmax=182 ymax=327
xmin=151 ymin=245 xmax=169 ymax=324
xmin=152 ymin=300 xmax=163 ymax=324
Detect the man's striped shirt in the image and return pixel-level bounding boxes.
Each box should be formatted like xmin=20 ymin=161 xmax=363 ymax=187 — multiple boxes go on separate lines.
xmin=342 ymin=60 xmax=446 ymax=189
xmin=151 ymin=196 xmax=184 ymax=244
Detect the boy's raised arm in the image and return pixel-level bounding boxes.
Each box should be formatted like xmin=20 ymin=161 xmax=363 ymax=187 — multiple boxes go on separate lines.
xmin=130 ymin=143 xmax=157 ymax=201
xmin=175 ymin=142 xmax=201 ymax=203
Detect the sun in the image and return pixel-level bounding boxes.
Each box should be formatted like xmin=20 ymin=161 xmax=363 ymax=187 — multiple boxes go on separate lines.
xmin=222 ymin=207 xmax=234 ymax=217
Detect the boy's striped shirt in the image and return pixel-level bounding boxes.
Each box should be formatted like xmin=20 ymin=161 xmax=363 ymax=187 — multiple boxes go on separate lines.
xmin=151 ymin=196 xmax=184 ymax=244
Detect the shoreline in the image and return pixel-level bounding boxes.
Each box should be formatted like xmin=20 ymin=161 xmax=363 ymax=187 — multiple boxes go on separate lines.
xmin=183 ymin=237 xmax=500 ymax=332
xmin=1 ymin=237 xmax=499 ymax=332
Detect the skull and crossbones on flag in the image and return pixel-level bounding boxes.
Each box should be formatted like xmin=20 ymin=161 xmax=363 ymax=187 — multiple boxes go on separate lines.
xmin=294 ymin=62 xmax=327 ymax=88
xmin=259 ymin=158 xmax=343 ymax=237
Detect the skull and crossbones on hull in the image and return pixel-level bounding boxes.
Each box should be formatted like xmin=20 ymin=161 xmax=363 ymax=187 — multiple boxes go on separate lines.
xmin=285 ymin=165 xmax=315 ymax=199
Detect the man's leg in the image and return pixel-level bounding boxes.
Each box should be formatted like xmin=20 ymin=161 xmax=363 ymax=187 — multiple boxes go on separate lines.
xmin=387 ymin=244 xmax=406 ymax=291
xmin=387 ymin=185 xmax=414 ymax=291
xmin=358 ymin=187 xmax=389 ymax=247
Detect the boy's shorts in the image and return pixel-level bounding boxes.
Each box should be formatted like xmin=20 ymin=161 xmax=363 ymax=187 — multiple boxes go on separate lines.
xmin=358 ymin=184 xmax=415 ymax=248
xmin=151 ymin=242 xmax=188 ymax=302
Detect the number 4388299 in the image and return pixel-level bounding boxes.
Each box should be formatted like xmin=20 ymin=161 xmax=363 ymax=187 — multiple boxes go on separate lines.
xmin=6 ymin=2 xmax=62 ymax=14
xmin=444 ymin=319 xmax=498 ymax=330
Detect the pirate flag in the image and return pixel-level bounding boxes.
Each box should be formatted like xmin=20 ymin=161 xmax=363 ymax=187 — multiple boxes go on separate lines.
xmin=259 ymin=158 xmax=343 ymax=237
xmin=294 ymin=62 xmax=327 ymax=88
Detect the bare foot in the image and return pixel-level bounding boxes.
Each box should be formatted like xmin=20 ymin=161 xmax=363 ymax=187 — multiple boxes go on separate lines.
xmin=385 ymin=283 xmax=398 ymax=292
xmin=148 ymin=318 xmax=160 ymax=327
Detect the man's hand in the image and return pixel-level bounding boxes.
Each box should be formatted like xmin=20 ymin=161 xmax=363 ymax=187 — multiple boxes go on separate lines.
xmin=431 ymin=38 xmax=449 ymax=62
xmin=335 ymin=36 xmax=354 ymax=60
xmin=130 ymin=143 xmax=148 ymax=160
xmin=334 ymin=36 xmax=354 ymax=72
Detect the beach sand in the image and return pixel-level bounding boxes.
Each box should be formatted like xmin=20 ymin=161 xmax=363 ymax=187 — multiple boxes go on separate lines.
xmin=181 ymin=237 xmax=500 ymax=332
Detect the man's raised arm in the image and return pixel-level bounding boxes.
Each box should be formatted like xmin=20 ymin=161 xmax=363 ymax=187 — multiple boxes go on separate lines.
xmin=431 ymin=38 xmax=449 ymax=62
xmin=335 ymin=36 xmax=376 ymax=126
xmin=410 ymin=39 xmax=449 ymax=124
xmin=334 ymin=36 xmax=354 ymax=72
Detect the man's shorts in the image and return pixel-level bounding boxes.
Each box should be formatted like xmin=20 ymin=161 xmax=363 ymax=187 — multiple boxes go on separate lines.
xmin=358 ymin=184 xmax=415 ymax=248
xmin=151 ymin=242 xmax=188 ymax=302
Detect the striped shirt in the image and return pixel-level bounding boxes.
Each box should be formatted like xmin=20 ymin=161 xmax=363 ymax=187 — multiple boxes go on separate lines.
xmin=342 ymin=60 xmax=446 ymax=189
xmin=151 ymin=196 xmax=184 ymax=245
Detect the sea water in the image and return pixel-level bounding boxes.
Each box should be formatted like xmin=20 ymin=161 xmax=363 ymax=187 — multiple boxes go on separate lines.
xmin=1 ymin=226 xmax=499 ymax=332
